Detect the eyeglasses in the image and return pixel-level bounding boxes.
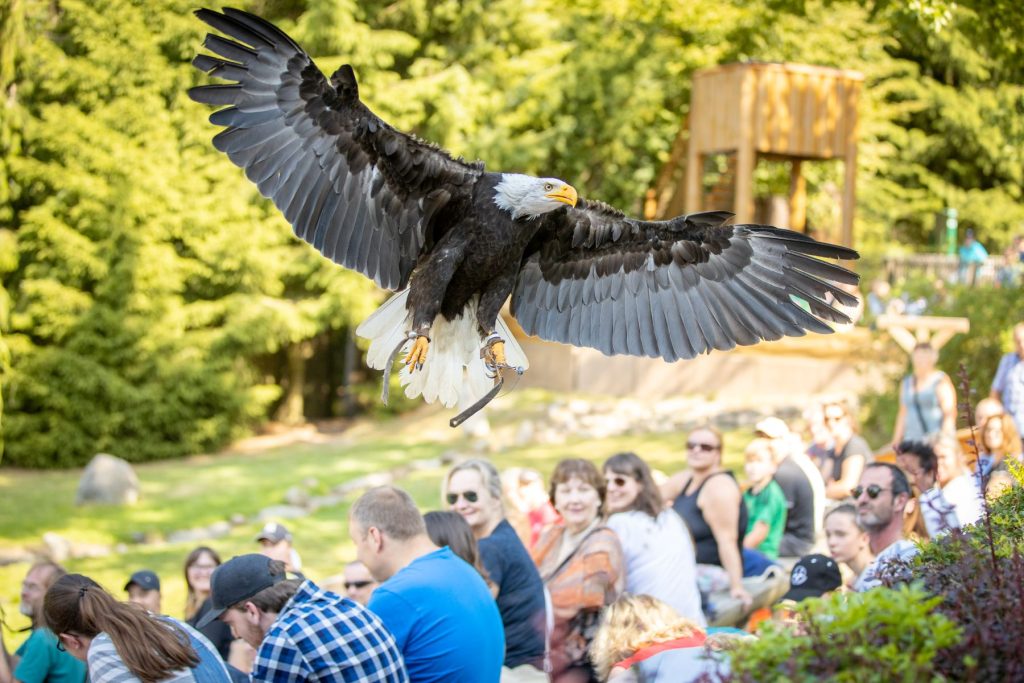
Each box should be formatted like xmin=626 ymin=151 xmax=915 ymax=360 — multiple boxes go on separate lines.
xmin=189 ymin=564 xmax=218 ymax=572
xmin=852 ymin=484 xmax=890 ymax=499
xmin=686 ymin=442 xmax=719 ymax=452
xmin=823 ymin=413 xmax=846 ymax=423
xmin=344 ymin=581 xmax=374 ymax=590
xmin=446 ymin=490 xmax=479 ymax=505
xmin=606 ymin=475 xmax=633 ymax=488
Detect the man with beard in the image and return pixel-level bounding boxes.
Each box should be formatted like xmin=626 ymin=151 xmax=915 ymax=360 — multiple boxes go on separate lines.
xmin=852 ymin=464 xmax=919 ymax=591
xmin=0 ymin=562 xmax=86 ymax=683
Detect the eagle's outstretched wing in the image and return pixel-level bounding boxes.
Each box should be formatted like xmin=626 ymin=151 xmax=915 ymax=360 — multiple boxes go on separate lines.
xmin=512 ymin=203 xmax=859 ymax=361
xmin=188 ymin=8 xmax=483 ymax=291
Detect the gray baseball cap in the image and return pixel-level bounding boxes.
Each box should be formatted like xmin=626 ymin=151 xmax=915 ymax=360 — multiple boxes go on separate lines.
xmin=195 ymin=554 xmax=285 ymax=628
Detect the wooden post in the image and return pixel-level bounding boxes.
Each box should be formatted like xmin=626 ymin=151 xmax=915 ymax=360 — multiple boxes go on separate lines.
xmin=876 ymin=315 xmax=970 ymax=354
xmin=789 ymin=159 xmax=807 ymax=232
xmin=734 ymin=72 xmax=756 ymax=223
xmin=683 ymin=116 xmax=702 ymax=213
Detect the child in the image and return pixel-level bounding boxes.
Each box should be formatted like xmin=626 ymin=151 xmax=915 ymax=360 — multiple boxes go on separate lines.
xmin=742 ymin=438 xmax=788 ymax=559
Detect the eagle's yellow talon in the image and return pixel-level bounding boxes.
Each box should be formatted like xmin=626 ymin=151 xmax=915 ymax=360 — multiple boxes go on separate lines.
xmin=490 ymin=340 xmax=506 ymax=366
xmin=405 ymin=336 xmax=429 ymax=371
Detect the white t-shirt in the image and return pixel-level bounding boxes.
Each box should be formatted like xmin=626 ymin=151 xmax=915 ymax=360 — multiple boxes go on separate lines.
xmin=607 ymin=510 xmax=706 ymax=626
xmin=853 ymin=539 xmax=918 ymax=592
xmin=942 ymin=473 xmax=984 ymax=527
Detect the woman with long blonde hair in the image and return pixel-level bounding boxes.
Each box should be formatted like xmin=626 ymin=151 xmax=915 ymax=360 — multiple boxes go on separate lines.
xmin=44 ymin=574 xmax=231 ymax=683
xmin=590 ymin=594 xmax=722 ymax=682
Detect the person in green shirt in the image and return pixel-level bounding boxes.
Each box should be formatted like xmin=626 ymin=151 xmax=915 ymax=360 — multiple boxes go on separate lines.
xmin=0 ymin=562 xmax=87 ymax=683
xmin=742 ymin=438 xmax=789 ymax=559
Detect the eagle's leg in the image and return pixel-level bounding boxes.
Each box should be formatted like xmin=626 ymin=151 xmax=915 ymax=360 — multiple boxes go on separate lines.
xmin=404 ymin=332 xmax=430 ymax=371
xmin=481 ymin=333 xmax=507 ymax=373
xmin=405 ymin=242 xmax=467 ymax=374
xmin=476 ymin=271 xmax=517 ymax=375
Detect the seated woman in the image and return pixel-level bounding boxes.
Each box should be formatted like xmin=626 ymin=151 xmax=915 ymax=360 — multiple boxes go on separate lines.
xmin=533 ymin=459 xmax=625 ymax=683
xmin=445 ymin=459 xmax=547 ymax=675
xmin=590 ymin=594 xmax=724 ymax=683
xmin=423 ymin=510 xmax=491 ymax=583
xmin=44 ymin=573 xmax=233 ymax=683
xmin=824 ymin=504 xmax=874 ymax=589
xmin=932 ymin=433 xmax=984 ymax=526
xmin=661 ymin=427 xmax=752 ymax=608
xmin=979 ymin=412 xmax=1023 ymax=476
xmin=602 ymin=452 xmax=705 ymax=626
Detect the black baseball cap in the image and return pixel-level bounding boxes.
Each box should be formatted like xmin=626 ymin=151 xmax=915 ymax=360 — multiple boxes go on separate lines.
xmin=781 ymin=554 xmax=842 ymax=603
xmin=124 ymin=570 xmax=160 ymax=592
xmin=255 ymin=522 xmax=292 ymax=544
xmin=195 ymin=554 xmax=286 ymax=628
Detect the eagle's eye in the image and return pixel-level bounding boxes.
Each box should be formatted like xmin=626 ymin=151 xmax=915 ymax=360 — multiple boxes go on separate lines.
xmin=543 ymin=183 xmax=554 ymax=192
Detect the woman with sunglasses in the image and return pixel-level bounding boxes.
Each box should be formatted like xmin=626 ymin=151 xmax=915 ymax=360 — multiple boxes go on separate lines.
xmin=44 ymin=574 xmax=233 ymax=683
xmin=603 ymin=452 xmax=705 ymax=626
xmin=662 ymin=427 xmax=752 ymax=609
xmin=820 ymin=401 xmax=871 ymax=500
xmin=533 ymin=458 xmax=625 ymax=683
xmin=445 ymin=460 xmax=547 ymax=677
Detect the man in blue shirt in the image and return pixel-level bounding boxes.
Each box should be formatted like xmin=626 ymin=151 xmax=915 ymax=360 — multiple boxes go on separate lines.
xmin=0 ymin=562 xmax=86 ymax=683
xmin=350 ymin=486 xmax=505 ymax=683
xmin=199 ymin=554 xmax=407 ymax=682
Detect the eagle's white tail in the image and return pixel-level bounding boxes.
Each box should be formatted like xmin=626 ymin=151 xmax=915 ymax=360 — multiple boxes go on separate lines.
xmin=357 ymin=290 xmax=529 ymax=409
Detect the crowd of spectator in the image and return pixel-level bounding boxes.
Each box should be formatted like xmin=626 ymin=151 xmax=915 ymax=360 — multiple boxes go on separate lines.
xmin=2 ymin=322 xmax=1023 ymax=683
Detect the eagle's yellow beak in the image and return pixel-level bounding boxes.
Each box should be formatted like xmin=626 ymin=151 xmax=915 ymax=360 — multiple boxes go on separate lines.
xmin=546 ymin=184 xmax=578 ymax=207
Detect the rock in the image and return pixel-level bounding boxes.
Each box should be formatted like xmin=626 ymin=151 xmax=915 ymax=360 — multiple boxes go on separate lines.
xmin=514 ymin=420 xmax=536 ymax=446
xmin=206 ymin=521 xmax=231 ymax=538
xmin=42 ymin=533 xmax=72 ymax=563
xmin=283 ymin=486 xmax=310 ymax=508
xmin=167 ymin=528 xmax=214 ymax=544
xmin=75 ymin=453 xmax=140 ymax=506
xmin=300 ymin=477 xmax=319 ymax=490
xmin=257 ymin=505 xmax=307 ymax=521
xmin=229 ymin=513 xmax=248 ymax=526
xmin=307 ymin=493 xmax=346 ymax=510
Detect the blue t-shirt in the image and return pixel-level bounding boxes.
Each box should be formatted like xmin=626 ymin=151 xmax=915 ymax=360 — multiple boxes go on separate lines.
xmin=478 ymin=519 xmax=546 ymax=668
xmin=14 ymin=628 xmax=87 ymax=683
xmin=368 ymin=547 xmax=504 ymax=683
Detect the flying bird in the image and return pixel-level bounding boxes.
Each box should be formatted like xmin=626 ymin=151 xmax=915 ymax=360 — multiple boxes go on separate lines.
xmin=188 ymin=8 xmax=860 ymax=419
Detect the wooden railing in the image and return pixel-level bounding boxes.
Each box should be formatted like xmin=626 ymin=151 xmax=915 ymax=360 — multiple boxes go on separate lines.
xmin=883 ymin=253 xmax=1004 ymax=286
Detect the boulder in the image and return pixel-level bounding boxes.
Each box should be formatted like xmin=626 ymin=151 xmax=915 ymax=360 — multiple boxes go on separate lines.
xmin=75 ymin=453 xmax=140 ymax=506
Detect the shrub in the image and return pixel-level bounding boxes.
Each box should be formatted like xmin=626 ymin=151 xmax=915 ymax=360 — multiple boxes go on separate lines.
xmin=724 ymin=585 xmax=960 ymax=682
xmin=912 ymin=466 xmax=1024 ymax=681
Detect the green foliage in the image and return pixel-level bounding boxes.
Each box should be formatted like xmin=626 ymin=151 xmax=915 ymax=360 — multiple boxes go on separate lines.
xmin=726 ymin=585 xmax=961 ymax=682
xmin=3 ymin=0 xmax=1023 ymax=465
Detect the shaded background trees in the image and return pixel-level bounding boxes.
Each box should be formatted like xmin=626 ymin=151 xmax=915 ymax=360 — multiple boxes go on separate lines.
xmin=1 ymin=0 xmax=1022 ymax=466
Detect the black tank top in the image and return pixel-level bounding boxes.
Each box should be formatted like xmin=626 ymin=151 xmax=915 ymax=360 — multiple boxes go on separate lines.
xmin=672 ymin=471 xmax=749 ymax=567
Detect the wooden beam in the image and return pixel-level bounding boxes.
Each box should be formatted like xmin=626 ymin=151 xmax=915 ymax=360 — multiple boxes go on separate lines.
xmin=789 ymin=159 xmax=806 ymax=232
xmin=683 ymin=113 xmax=702 ymax=213
xmin=735 ymin=71 xmax=755 ymax=222
xmin=876 ymin=314 xmax=970 ymax=354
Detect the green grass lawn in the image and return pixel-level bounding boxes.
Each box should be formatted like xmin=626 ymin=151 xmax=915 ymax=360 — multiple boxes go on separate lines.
xmin=0 ymin=389 xmax=750 ymax=644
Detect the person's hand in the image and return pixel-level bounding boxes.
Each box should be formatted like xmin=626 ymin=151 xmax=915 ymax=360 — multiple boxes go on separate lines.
xmin=730 ymin=584 xmax=752 ymax=609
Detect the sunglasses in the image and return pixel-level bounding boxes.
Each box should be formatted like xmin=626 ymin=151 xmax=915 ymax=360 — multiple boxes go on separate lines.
xmin=344 ymin=581 xmax=374 ymax=590
xmin=446 ymin=490 xmax=479 ymax=505
xmin=686 ymin=442 xmax=719 ymax=452
xmin=852 ymin=484 xmax=890 ymax=499
xmin=606 ymin=475 xmax=633 ymax=488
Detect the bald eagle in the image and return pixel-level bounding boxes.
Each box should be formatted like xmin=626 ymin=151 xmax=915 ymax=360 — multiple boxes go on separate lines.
xmin=189 ymin=8 xmax=860 ymax=414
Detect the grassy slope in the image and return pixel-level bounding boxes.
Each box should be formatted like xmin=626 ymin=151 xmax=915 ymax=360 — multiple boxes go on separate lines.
xmin=0 ymin=389 xmax=750 ymax=642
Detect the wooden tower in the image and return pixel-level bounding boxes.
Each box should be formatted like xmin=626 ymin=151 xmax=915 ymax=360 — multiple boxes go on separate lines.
xmin=656 ymin=62 xmax=863 ymax=247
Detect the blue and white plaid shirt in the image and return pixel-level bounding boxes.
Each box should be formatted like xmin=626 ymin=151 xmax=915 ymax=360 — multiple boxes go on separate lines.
xmin=253 ymin=580 xmax=408 ymax=683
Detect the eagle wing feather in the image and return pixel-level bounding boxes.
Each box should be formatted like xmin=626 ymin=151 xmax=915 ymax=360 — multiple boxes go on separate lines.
xmin=511 ymin=204 xmax=860 ymax=362
xmin=188 ymin=8 xmax=482 ymax=291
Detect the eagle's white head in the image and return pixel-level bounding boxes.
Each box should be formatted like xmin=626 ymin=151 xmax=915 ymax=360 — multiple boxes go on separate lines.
xmin=493 ymin=174 xmax=578 ymax=219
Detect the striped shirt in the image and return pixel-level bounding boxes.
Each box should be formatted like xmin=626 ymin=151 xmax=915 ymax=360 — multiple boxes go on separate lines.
xmin=87 ymin=619 xmax=229 ymax=683
xmin=252 ymin=580 xmax=408 ymax=683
